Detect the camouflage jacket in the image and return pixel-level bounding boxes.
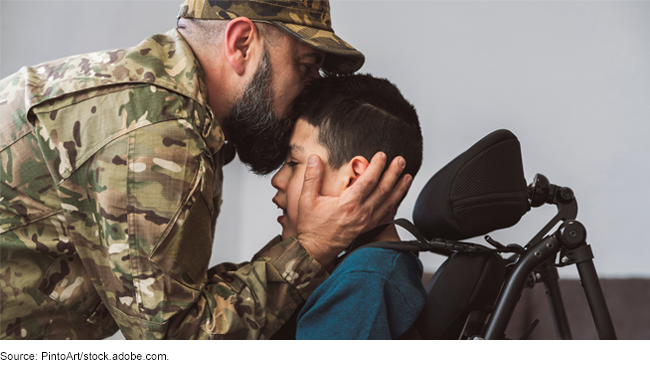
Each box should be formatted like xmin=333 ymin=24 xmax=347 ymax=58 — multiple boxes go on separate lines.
xmin=0 ymin=29 xmax=327 ymax=340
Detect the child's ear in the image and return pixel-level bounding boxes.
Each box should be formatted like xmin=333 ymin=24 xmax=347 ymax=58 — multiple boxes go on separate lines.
xmin=346 ymin=156 xmax=370 ymax=188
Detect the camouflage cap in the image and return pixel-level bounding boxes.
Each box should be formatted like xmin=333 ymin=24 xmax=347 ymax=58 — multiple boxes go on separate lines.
xmin=178 ymin=0 xmax=364 ymax=74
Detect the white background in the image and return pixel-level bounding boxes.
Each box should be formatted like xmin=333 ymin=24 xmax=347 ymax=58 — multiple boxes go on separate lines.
xmin=2 ymin=0 xmax=649 ymax=340
xmin=0 ymin=340 xmax=641 ymax=364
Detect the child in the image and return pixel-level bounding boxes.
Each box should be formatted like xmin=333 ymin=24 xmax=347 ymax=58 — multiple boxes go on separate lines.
xmin=271 ymin=74 xmax=426 ymax=339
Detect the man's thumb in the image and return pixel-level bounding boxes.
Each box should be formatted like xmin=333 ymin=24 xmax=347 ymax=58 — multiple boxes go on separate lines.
xmin=300 ymin=155 xmax=323 ymax=199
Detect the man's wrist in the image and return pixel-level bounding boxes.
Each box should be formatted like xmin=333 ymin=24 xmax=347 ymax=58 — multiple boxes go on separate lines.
xmin=295 ymin=234 xmax=339 ymax=272
xmin=261 ymin=236 xmax=330 ymax=300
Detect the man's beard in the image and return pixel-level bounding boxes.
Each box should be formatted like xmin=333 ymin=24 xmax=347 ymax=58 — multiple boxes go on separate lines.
xmin=223 ymin=48 xmax=293 ymax=175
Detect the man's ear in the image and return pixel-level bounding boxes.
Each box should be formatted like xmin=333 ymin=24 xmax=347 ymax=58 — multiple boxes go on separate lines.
xmin=224 ymin=17 xmax=258 ymax=75
xmin=347 ymin=156 xmax=370 ymax=188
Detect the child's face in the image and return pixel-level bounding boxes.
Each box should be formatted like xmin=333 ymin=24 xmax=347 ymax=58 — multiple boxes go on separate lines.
xmin=271 ymin=118 xmax=352 ymax=240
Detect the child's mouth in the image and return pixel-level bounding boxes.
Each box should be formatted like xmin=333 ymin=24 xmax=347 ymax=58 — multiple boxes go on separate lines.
xmin=276 ymin=208 xmax=287 ymax=223
xmin=272 ymin=198 xmax=287 ymax=222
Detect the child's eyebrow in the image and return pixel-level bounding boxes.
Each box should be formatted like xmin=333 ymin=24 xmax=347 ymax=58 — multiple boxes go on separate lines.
xmin=289 ymin=144 xmax=304 ymax=153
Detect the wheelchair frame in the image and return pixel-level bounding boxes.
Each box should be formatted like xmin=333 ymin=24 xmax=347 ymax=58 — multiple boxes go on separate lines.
xmin=481 ymin=173 xmax=616 ymax=340
xmin=414 ymin=173 xmax=617 ymax=340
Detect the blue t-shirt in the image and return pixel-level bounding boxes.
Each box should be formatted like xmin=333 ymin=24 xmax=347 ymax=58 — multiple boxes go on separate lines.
xmin=296 ymin=247 xmax=427 ymax=340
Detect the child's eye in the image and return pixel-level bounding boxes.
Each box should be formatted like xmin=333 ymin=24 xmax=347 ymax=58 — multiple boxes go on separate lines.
xmin=286 ymin=161 xmax=298 ymax=168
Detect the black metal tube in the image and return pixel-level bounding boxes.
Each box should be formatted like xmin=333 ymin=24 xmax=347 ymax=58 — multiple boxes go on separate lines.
xmin=484 ymin=236 xmax=560 ymax=339
xmin=544 ymin=277 xmax=573 ymax=340
xmin=575 ymin=258 xmax=617 ymax=340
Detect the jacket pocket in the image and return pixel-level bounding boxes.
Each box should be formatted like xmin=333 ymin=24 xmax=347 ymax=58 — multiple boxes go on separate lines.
xmin=148 ymin=155 xmax=214 ymax=287
xmin=39 ymin=253 xmax=102 ymax=318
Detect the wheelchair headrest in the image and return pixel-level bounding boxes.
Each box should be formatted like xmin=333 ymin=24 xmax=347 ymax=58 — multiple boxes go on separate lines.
xmin=413 ymin=129 xmax=529 ymax=240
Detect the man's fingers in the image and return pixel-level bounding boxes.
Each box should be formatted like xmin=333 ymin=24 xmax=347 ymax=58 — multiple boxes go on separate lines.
xmin=374 ymin=173 xmax=413 ymax=223
xmin=363 ymin=155 xmax=407 ymax=207
xmin=373 ymin=174 xmax=413 ymax=224
xmin=299 ymin=154 xmax=324 ymax=204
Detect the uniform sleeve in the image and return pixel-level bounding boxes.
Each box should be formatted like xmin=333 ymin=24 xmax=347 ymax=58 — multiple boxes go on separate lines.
xmin=295 ymin=249 xmax=426 ymax=340
xmin=64 ymin=116 xmax=328 ymax=339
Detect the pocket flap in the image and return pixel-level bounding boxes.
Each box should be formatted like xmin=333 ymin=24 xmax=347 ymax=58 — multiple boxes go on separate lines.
xmin=39 ymin=253 xmax=102 ymax=316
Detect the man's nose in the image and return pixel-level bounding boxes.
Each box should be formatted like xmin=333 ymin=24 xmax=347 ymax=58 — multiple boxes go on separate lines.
xmin=310 ymin=67 xmax=322 ymax=82
xmin=301 ymin=72 xmax=321 ymax=95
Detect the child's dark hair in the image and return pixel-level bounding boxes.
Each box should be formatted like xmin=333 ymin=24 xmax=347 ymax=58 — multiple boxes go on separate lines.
xmin=292 ymin=74 xmax=423 ymax=179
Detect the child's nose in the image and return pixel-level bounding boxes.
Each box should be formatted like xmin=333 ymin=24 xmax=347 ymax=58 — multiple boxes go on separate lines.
xmin=271 ymin=167 xmax=286 ymax=191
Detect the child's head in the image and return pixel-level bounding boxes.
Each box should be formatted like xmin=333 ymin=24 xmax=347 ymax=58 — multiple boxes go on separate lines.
xmin=271 ymin=74 xmax=423 ymax=239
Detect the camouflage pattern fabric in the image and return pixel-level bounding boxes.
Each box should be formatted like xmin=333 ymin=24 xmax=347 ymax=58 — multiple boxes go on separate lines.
xmin=0 ymin=29 xmax=327 ymax=340
xmin=178 ymin=0 xmax=365 ymax=74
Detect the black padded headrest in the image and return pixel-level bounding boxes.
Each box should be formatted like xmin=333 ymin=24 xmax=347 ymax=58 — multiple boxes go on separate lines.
xmin=413 ymin=129 xmax=529 ymax=240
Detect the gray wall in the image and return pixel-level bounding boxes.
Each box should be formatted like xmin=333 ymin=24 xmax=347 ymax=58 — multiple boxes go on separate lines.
xmin=2 ymin=1 xmax=649 ymax=283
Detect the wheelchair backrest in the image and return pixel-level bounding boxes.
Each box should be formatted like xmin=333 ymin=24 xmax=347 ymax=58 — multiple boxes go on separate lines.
xmin=399 ymin=251 xmax=506 ymax=340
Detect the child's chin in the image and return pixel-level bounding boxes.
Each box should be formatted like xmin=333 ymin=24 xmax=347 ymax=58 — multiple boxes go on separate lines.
xmin=281 ymin=228 xmax=297 ymax=241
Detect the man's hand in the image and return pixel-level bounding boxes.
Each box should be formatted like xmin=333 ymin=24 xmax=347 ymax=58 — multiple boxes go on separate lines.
xmin=296 ymin=152 xmax=412 ymax=271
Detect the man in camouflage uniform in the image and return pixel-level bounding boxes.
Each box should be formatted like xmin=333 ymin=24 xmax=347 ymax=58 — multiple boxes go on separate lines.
xmin=0 ymin=0 xmax=412 ymax=339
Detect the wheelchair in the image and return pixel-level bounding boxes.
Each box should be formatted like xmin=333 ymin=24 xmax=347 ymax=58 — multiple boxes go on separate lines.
xmin=275 ymin=129 xmax=617 ymax=340
xmin=383 ymin=129 xmax=616 ymax=340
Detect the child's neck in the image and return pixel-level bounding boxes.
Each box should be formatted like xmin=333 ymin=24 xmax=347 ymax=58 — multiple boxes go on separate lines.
xmin=372 ymin=224 xmax=400 ymax=242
